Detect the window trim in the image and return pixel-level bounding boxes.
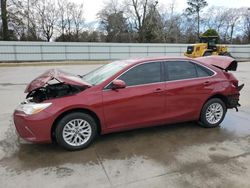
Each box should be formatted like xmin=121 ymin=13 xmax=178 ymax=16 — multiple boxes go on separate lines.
xmin=195 ymin=62 xmax=215 ymax=77
xmin=103 ymin=59 xmax=217 ymax=91
xmin=163 ymin=60 xmax=216 ymax=83
xmin=103 ymin=61 xmax=164 ymax=90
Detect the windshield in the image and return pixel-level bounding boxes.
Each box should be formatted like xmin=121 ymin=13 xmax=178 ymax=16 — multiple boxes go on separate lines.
xmin=82 ymin=60 xmax=133 ymax=85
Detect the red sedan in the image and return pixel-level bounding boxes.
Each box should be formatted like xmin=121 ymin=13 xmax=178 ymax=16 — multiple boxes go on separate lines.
xmin=13 ymin=56 xmax=244 ymax=150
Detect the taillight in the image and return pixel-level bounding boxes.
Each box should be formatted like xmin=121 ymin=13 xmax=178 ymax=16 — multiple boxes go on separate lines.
xmin=223 ymin=71 xmax=244 ymax=91
xmin=224 ymin=72 xmax=238 ymax=87
xmin=231 ymin=80 xmax=238 ymax=88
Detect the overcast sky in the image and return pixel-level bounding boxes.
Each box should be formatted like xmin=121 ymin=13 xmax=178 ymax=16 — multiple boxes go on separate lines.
xmin=79 ymin=0 xmax=250 ymax=23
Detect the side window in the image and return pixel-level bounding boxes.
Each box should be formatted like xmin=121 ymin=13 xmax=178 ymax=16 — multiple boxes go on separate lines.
xmin=196 ymin=64 xmax=214 ymax=77
xmin=118 ymin=62 xmax=161 ymax=86
xmin=166 ymin=61 xmax=197 ymax=81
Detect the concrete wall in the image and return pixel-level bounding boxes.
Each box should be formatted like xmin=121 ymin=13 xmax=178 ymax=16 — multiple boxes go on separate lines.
xmin=0 ymin=41 xmax=249 ymax=62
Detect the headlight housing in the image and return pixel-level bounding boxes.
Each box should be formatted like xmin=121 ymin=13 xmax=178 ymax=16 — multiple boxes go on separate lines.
xmin=16 ymin=103 xmax=52 ymax=115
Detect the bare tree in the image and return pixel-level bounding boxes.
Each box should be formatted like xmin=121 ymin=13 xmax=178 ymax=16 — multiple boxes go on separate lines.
xmin=143 ymin=3 xmax=164 ymax=42
xmin=65 ymin=2 xmax=74 ymax=35
xmin=186 ymin=0 xmax=208 ymax=39
xmin=226 ymin=8 xmax=242 ymax=44
xmin=1 ymin=0 xmax=9 ymax=40
xmin=243 ymin=8 xmax=250 ymax=43
xmin=124 ymin=0 xmax=153 ymax=42
xmin=162 ymin=1 xmax=182 ymax=43
xmin=180 ymin=15 xmax=197 ymax=43
xmin=71 ymin=2 xmax=84 ymax=39
xmin=203 ymin=6 xmax=227 ymax=34
xmin=100 ymin=0 xmax=121 ymax=14
xmin=56 ymin=0 xmax=85 ymax=41
xmin=0 ymin=0 xmax=248 ymax=43
xmin=57 ymin=0 xmax=67 ymax=39
xmin=8 ymin=0 xmax=41 ymax=40
xmin=36 ymin=0 xmax=58 ymax=41
xmin=98 ymin=0 xmax=132 ymax=42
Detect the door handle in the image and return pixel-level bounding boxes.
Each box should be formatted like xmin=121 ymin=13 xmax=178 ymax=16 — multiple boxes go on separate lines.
xmin=153 ymin=88 xmax=163 ymax=93
xmin=203 ymin=81 xmax=210 ymax=86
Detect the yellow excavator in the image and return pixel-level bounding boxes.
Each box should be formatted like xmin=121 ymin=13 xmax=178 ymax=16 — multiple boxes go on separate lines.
xmin=184 ymin=36 xmax=232 ymax=58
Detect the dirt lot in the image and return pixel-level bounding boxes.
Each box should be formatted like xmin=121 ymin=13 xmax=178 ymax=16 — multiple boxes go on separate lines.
xmin=0 ymin=62 xmax=250 ymax=188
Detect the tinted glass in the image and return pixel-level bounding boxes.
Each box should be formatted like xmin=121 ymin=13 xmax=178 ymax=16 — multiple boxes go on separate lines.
xmin=186 ymin=46 xmax=194 ymax=54
xmin=166 ymin=61 xmax=197 ymax=81
xmin=196 ymin=64 xmax=214 ymax=77
xmin=118 ymin=62 xmax=161 ymax=86
xmin=82 ymin=60 xmax=133 ymax=85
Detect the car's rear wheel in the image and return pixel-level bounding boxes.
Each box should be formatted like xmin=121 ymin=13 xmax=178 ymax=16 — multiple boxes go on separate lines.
xmin=55 ymin=112 xmax=97 ymax=150
xmin=199 ymin=98 xmax=227 ymax=128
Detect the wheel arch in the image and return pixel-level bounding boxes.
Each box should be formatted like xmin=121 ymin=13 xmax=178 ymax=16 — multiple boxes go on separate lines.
xmin=51 ymin=108 xmax=102 ymax=143
xmin=205 ymin=94 xmax=228 ymax=107
xmin=199 ymin=93 xmax=228 ymax=119
xmin=199 ymin=94 xmax=228 ymax=127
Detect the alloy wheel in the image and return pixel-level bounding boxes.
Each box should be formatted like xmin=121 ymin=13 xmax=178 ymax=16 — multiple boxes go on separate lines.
xmin=62 ymin=119 xmax=92 ymax=146
xmin=205 ymin=103 xmax=223 ymax=124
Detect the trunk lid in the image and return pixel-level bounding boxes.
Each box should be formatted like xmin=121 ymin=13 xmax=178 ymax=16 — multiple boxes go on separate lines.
xmin=196 ymin=56 xmax=238 ymax=71
xmin=25 ymin=69 xmax=91 ymax=93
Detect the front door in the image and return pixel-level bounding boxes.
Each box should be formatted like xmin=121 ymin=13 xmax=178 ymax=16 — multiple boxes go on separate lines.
xmin=102 ymin=62 xmax=166 ymax=130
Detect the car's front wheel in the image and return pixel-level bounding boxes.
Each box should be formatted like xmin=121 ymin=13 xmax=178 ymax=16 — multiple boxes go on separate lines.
xmin=55 ymin=112 xmax=97 ymax=150
xmin=199 ymin=98 xmax=227 ymax=128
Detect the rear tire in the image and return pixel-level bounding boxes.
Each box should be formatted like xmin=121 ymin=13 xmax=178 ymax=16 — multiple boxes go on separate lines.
xmin=55 ymin=112 xmax=97 ymax=150
xmin=199 ymin=98 xmax=227 ymax=128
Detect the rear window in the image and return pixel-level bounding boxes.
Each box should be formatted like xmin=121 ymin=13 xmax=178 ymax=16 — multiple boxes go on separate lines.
xmin=165 ymin=61 xmax=214 ymax=81
xmin=166 ymin=61 xmax=197 ymax=81
xmin=196 ymin=64 xmax=214 ymax=77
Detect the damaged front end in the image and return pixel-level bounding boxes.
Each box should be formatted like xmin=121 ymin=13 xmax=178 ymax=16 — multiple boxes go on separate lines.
xmin=24 ymin=69 xmax=91 ymax=103
xmin=26 ymin=83 xmax=86 ymax=103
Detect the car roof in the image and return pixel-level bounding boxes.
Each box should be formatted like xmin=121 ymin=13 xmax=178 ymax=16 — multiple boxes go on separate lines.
xmin=124 ymin=56 xmax=194 ymax=65
xmin=115 ymin=56 xmax=220 ymax=73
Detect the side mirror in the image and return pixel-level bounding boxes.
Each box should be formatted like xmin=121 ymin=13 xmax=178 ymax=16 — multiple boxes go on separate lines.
xmin=112 ymin=79 xmax=126 ymax=90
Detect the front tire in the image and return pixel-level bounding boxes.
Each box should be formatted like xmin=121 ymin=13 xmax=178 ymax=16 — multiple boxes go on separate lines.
xmin=199 ymin=98 xmax=227 ymax=128
xmin=55 ymin=112 xmax=97 ymax=150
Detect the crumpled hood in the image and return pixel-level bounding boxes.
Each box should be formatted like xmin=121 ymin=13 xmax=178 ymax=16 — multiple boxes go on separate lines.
xmin=196 ymin=56 xmax=238 ymax=71
xmin=25 ymin=69 xmax=91 ymax=93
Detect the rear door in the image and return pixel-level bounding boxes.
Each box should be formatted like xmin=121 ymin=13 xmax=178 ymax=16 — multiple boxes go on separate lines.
xmin=164 ymin=61 xmax=215 ymax=123
xmin=102 ymin=62 xmax=166 ymax=130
